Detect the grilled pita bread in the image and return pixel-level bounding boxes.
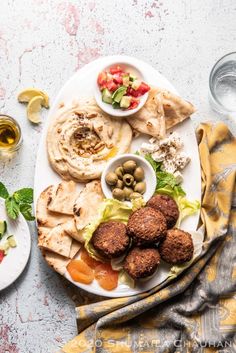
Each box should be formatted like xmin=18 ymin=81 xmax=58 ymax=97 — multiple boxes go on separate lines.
xmin=160 ymin=89 xmax=196 ymax=129
xmin=47 ymin=180 xmax=78 ymax=215
xmin=127 ymin=87 xmax=195 ymax=138
xmin=63 ymin=219 xmax=85 ymax=243
xmin=38 ymin=224 xmax=72 ymax=258
xmin=36 ymin=185 xmax=73 ymax=228
xmin=127 ymin=88 xmax=166 ymax=139
xmin=74 ymin=180 xmax=104 ymax=231
xmin=69 ymin=240 xmax=81 ymax=258
xmin=42 ymin=250 xmax=70 ymax=275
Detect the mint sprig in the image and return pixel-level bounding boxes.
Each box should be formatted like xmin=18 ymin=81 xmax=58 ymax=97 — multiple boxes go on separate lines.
xmin=0 ymin=182 xmax=35 ymax=221
xmin=0 ymin=182 xmax=9 ymax=199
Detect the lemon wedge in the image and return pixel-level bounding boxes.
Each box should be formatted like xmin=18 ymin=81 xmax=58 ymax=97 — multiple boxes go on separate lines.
xmin=18 ymin=88 xmax=49 ymax=108
xmin=27 ymin=96 xmax=44 ymax=124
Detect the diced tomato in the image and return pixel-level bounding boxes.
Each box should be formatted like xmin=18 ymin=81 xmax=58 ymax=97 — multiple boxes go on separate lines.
xmin=0 ymin=250 xmax=5 ymax=263
xmin=126 ymin=87 xmax=140 ymax=97
xmin=97 ymin=71 xmax=107 ymax=90
xmin=112 ymin=73 xmax=123 ymax=84
xmin=80 ymin=247 xmax=102 ymax=269
xmin=67 ymin=259 xmax=94 ymax=284
xmin=109 ymin=65 xmax=123 ymax=75
xmin=94 ymin=263 xmax=119 ymax=291
xmin=137 ymin=82 xmax=150 ymax=95
xmin=106 ymin=80 xmax=119 ymax=92
xmin=127 ymin=99 xmax=139 ymax=110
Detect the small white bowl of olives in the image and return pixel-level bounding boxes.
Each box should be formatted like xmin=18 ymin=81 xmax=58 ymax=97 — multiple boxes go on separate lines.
xmin=101 ymin=154 xmax=156 ymax=203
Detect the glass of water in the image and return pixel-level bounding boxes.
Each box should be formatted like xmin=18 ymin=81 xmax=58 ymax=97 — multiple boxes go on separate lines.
xmin=209 ymin=52 xmax=236 ymax=114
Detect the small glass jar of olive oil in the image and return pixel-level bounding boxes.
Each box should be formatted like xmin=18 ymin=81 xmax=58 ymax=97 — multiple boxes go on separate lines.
xmin=0 ymin=115 xmax=22 ymax=155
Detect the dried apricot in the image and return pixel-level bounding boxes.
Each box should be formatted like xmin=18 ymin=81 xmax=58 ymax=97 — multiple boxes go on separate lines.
xmin=80 ymin=248 xmax=102 ymax=269
xmin=94 ymin=263 xmax=119 ymax=291
xmin=67 ymin=259 xmax=94 ymax=284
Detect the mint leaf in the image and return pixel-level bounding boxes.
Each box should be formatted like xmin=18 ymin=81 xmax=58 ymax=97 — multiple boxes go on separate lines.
xmin=0 ymin=182 xmax=9 ymax=199
xmin=13 ymin=188 xmax=33 ymax=204
xmin=20 ymin=204 xmax=35 ymax=221
xmin=5 ymin=197 xmax=20 ymax=220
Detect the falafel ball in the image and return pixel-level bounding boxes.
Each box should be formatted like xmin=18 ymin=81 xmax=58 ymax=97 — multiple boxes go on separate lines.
xmin=159 ymin=228 xmax=193 ymax=264
xmin=124 ymin=247 xmax=161 ymax=279
xmin=147 ymin=194 xmax=179 ymax=229
xmin=127 ymin=207 xmax=167 ymax=246
xmin=92 ymin=221 xmax=130 ymax=259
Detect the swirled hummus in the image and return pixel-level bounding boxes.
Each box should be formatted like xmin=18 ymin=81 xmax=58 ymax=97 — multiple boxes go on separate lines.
xmin=47 ymin=99 xmax=132 ymax=182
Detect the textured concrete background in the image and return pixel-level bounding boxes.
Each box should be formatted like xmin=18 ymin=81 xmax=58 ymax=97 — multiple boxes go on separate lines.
xmin=0 ymin=0 xmax=235 ymax=352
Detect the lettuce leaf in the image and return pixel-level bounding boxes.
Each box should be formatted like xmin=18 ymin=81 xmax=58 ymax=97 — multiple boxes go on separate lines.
xmin=145 ymin=153 xmax=162 ymax=173
xmin=176 ymin=198 xmax=200 ymax=227
xmin=83 ymin=199 xmax=132 ymax=261
xmin=131 ymin=196 xmax=146 ymax=211
xmin=118 ymin=270 xmax=135 ymax=288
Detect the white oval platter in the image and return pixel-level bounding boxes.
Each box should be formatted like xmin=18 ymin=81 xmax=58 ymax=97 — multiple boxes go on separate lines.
xmin=34 ymin=55 xmax=201 ymax=297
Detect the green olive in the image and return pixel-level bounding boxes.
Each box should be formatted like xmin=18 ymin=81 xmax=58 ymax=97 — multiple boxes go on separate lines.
xmin=123 ymin=160 xmax=137 ymax=173
xmin=105 ymin=172 xmax=118 ymax=186
xmin=116 ymin=179 xmax=124 ymax=189
xmin=115 ymin=166 xmax=124 ymax=179
xmin=112 ymin=188 xmax=125 ymax=201
xmin=123 ymin=174 xmax=134 ymax=186
xmin=130 ymin=192 xmax=142 ymax=199
xmin=134 ymin=181 xmax=146 ymax=194
xmin=123 ymin=187 xmax=133 ymax=200
xmin=134 ymin=166 xmax=144 ymax=181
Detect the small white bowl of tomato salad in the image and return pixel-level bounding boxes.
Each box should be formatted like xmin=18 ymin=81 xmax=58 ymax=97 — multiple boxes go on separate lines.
xmin=94 ymin=60 xmax=150 ymax=117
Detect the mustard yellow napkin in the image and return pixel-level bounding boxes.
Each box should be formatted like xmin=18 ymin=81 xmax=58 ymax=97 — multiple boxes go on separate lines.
xmin=61 ymin=122 xmax=236 ymax=353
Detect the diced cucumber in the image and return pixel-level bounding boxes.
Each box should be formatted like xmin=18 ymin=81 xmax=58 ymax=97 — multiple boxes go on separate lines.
xmin=102 ymin=88 xmax=112 ymax=104
xmin=120 ymin=96 xmax=132 ymax=109
xmin=0 ymin=220 xmax=7 ymax=237
xmin=112 ymin=101 xmax=120 ymax=109
xmin=131 ymin=79 xmax=141 ymax=90
xmin=112 ymin=86 xmax=127 ymax=103
xmin=129 ymin=74 xmax=137 ymax=82
xmin=7 ymin=235 xmax=17 ymax=248
xmin=122 ymin=74 xmax=130 ymax=87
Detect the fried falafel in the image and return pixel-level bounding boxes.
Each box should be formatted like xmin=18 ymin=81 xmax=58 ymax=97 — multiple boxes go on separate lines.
xmin=124 ymin=247 xmax=161 ymax=279
xmin=127 ymin=207 xmax=167 ymax=246
xmin=92 ymin=221 xmax=130 ymax=259
xmin=147 ymin=194 xmax=179 ymax=229
xmin=159 ymin=228 xmax=193 ymax=264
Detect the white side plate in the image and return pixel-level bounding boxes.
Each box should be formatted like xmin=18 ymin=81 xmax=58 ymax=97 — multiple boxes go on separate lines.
xmin=0 ymin=199 xmax=31 ymax=291
xmin=34 ymin=55 xmax=201 ymax=297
